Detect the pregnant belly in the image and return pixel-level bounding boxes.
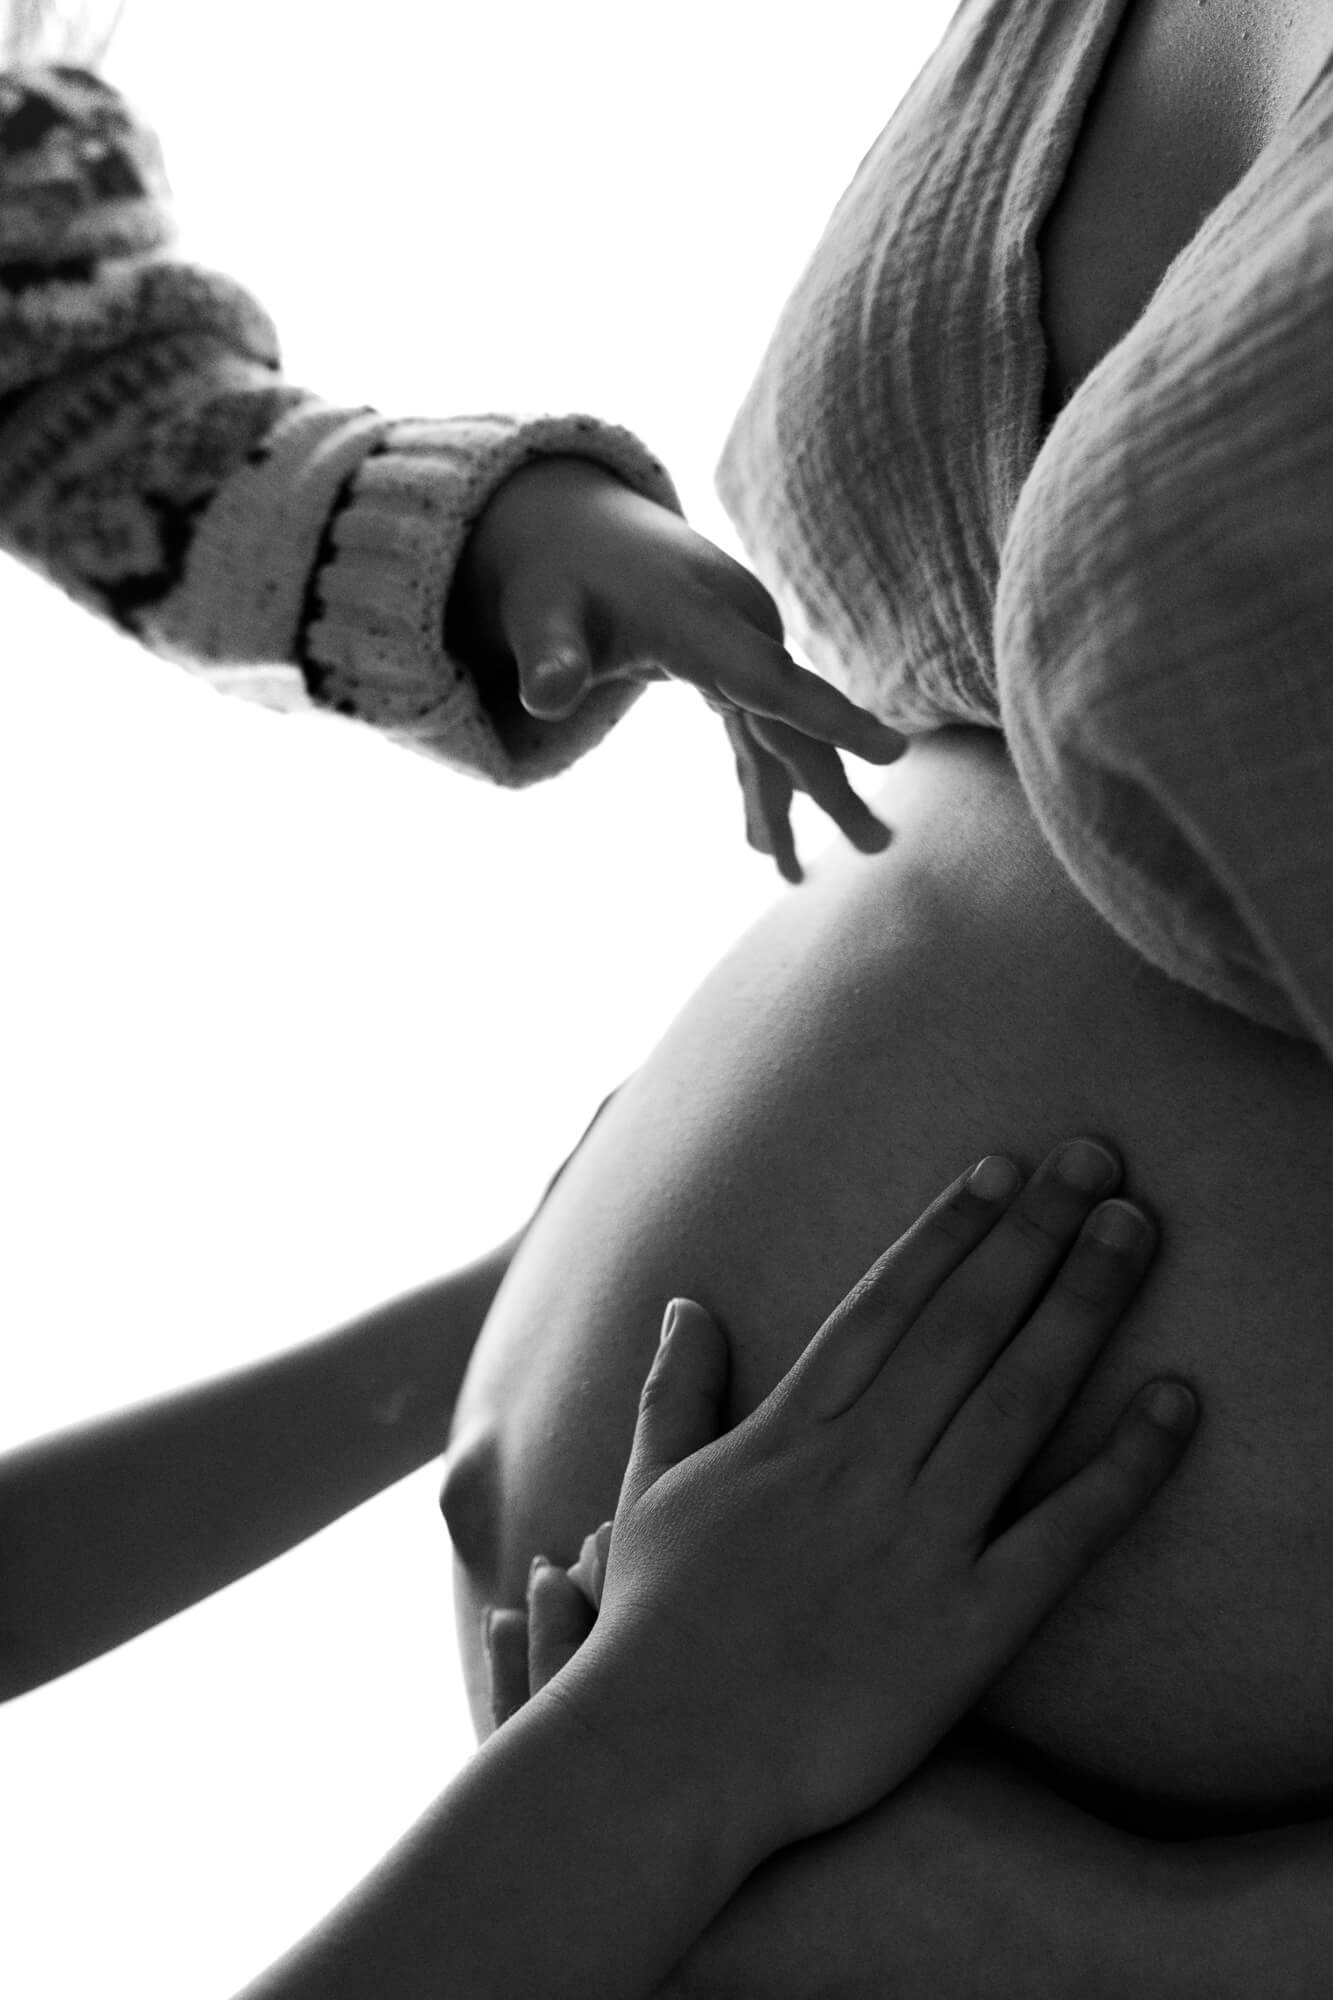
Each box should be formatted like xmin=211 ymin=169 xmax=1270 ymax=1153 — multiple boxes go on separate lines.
xmin=445 ymin=727 xmax=1333 ymax=1838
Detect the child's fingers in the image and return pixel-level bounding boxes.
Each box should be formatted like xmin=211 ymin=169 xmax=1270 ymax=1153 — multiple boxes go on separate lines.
xmin=747 ymin=717 xmax=892 ymax=857
xmin=918 ymin=1198 xmax=1159 ymax=1519
xmin=485 ymin=1607 xmax=531 ymax=1729
xmin=618 ymin=1299 xmax=731 ymax=1512
xmin=527 ymin=1559 xmax=597 ymax=1695
xmin=724 ymin=712 xmax=802 ymax=883
xmin=861 ymin=1138 xmax=1130 ymax=1460
xmin=722 ymin=708 xmax=773 ymax=853
xmin=568 ymin=1521 xmax=614 ymax=1609
xmin=712 ymin=640 xmax=906 ymax=765
xmin=977 ymin=1378 xmax=1198 ymax=1633
xmin=775 ymin=1157 xmax=1023 ymax=1423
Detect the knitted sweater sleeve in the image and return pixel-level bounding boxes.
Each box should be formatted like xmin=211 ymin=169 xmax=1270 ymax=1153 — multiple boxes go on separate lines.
xmin=0 ymin=65 xmax=683 ymax=785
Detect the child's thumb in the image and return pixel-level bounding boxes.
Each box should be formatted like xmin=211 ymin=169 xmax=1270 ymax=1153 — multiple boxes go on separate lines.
xmin=619 ymin=1299 xmax=730 ymax=1508
xmin=507 ymin=592 xmax=593 ymax=719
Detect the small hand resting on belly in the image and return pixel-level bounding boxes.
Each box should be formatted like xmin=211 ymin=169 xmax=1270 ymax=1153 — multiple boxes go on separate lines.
xmin=446 ymin=728 xmax=1333 ymax=1841
xmin=445 ymin=728 xmax=1333 ymax=1995
xmin=446 ymin=455 xmax=904 ymax=878
xmin=461 ymin=1142 xmax=1196 ymax=1999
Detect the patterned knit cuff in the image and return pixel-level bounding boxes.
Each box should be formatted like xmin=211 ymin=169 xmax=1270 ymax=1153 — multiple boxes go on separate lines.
xmin=0 ymin=67 xmax=172 ymax=269
xmin=299 ymin=410 xmax=684 ymax=787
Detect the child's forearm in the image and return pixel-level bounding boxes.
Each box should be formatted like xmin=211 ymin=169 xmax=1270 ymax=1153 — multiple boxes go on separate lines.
xmin=0 ymin=1227 xmax=523 ymax=1700
xmin=234 ymin=1657 xmax=762 ymax=2000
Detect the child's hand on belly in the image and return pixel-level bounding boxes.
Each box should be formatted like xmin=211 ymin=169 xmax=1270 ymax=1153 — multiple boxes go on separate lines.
xmin=482 ymin=1138 xmax=1201 ymax=1863
xmin=445 ymin=453 xmax=905 ymax=879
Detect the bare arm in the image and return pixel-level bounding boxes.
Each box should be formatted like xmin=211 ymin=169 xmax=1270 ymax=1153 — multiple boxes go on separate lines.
xmin=236 ymin=1670 xmax=754 ymax=2000
xmin=655 ymin=1734 xmax=1333 ymax=2000
xmin=0 ymin=1226 xmax=523 ymax=1699
xmin=241 ymin=1140 xmax=1210 ymax=2000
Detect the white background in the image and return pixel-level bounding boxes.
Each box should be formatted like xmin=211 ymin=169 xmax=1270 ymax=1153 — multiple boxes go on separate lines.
xmin=0 ymin=4 xmax=948 ymax=1992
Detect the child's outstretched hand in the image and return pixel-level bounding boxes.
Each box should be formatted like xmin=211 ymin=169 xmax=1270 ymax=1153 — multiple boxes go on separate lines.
xmin=446 ymin=456 xmax=906 ymax=881
xmin=487 ymin=1139 xmax=1199 ymax=1860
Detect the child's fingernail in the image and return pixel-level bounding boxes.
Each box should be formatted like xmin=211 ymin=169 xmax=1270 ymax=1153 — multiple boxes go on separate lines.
xmin=660 ymin=1299 xmax=683 ymax=1346
xmin=525 ymin=653 xmax=587 ymax=717
xmin=569 ymin=1524 xmax=612 ymax=1607
xmin=969 ymin=1155 xmax=1021 ymax=1200
xmin=1086 ymin=1199 xmax=1149 ymax=1249
xmin=1145 ymin=1382 xmax=1197 ymax=1431
xmin=529 ymin=1554 xmax=551 ymax=1590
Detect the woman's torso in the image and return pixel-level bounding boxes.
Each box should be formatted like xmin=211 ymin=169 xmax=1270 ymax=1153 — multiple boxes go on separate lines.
xmin=445 ymin=0 xmax=1333 ymax=1838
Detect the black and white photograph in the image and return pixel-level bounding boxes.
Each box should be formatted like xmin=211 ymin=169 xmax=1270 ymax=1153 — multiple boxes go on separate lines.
xmin=2 ymin=0 xmax=1331 ymax=1992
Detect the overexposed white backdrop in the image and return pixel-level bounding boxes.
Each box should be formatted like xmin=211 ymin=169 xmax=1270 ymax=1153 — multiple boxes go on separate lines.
xmin=0 ymin=4 xmax=950 ymax=1992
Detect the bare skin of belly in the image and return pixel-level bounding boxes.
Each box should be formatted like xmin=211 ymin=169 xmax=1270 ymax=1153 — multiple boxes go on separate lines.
xmin=446 ymin=727 xmax=1333 ymax=1838
xmin=447 ymin=0 xmax=1333 ymax=1846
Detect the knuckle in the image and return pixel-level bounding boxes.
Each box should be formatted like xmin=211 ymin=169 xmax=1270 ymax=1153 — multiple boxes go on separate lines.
xmin=982 ymin=1357 xmax=1055 ymax=1429
xmin=715 ymin=646 xmax=765 ymax=694
xmin=1058 ymin=1462 xmax=1145 ymax=1556
xmin=764 ymin=643 xmax=803 ymax=682
xmin=1004 ymin=1200 xmax=1072 ymax=1257
xmin=1027 ymin=1505 xmax=1093 ymax=1572
xmin=1080 ymin=1463 xmax=1144 ymax=1543
xmin=1051 ymin=1251 xmax=1120 ymax=1316
xmin=1033 ymin=1482 xmax=1122 ymax=1569
xmin=831 ymin=1262 xmax=910 ymax=1341
xmin=922 ymin=1191 xmax=986 ymax=1251
xmin=838 ymin=1261 xmax=899 ymax=1322
xmin=1106 ymin=1412 xmax=1167 ymax=1484
xmin=708 ymin=552 xmax=784 ymax=638
xmin=637 ymin=1362 xmax=674 ymax=1416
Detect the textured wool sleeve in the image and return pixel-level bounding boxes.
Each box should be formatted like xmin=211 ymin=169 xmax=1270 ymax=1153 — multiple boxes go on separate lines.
xmin=0 ymin=64 xmax=683 ymax=785
xmin=996 ymin=146 xmax=1333 ymax=1060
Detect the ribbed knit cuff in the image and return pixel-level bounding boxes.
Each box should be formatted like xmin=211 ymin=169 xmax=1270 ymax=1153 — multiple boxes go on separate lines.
xmin=298 ymin=409 xmax=684 ymax=786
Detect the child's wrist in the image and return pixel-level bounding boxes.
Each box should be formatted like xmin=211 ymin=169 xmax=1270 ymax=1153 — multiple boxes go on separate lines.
xmin=448 ymin=456 xmax=626 ymax=641
xmin=444 ymin=457 xmax=634 ymax=757
xmin=550 ymin=1624 xmax=782 ymax=1880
